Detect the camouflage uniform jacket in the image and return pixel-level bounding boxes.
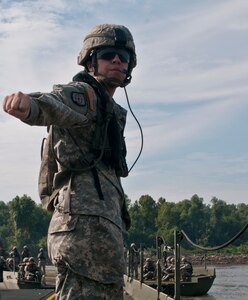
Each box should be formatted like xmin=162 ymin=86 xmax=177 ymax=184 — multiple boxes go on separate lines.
xmin=25 ymin=78 xmax=127 ymax=228
xmin=24 ymin=77 xmax=128 ymax=285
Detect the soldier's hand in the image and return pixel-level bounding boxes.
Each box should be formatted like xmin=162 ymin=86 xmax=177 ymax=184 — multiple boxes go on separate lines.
xmin=3 ymin=91 xmax=31 ymax=120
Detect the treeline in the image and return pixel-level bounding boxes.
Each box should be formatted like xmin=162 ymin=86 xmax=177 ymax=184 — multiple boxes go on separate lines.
xmin=0 ymin=194 xmax=248 ymax=257
xmin=0 ymin=195 xmax=51 ymax=256
xmin=126 ymin=194 xmax=248 ymax=253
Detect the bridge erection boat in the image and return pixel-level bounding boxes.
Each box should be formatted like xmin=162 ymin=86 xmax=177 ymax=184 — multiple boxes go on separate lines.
xmin=144 ymin=266 xmax=216 ymax=297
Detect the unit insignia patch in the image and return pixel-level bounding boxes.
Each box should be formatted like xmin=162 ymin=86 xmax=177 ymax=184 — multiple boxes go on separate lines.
xmin=71 ymin=92 xmax=86 ymax=106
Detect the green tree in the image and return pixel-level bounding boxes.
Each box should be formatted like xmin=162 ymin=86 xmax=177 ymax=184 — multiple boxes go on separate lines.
xmin=235 ymin=203 xmax=248 ymax=244
xmin=8 ymin=195 xmax=37 ymax=249
xmin=156 ymin=200 xmax=178 ymax=246
xmin=128 ymin=200 xmax=143 ymax=246
xmin=2 ymin=192 xmax=247 ymax=257
xmin=208 ymin=197 xmax=244 ymax=247
xmin=138 ymin=195 xmax=158 ymax=248
xmin=7 ymin=195 xmax=51 ymax=253
xmin=0 ymin=201 xmax=11 ymax=248
xmin=177 ymin=195 xmax=211 ymax=247
xmin=128 ymin=195 xmax=158 ymax=248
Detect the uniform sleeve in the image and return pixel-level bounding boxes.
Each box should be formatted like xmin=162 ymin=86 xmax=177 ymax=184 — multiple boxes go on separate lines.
xmin=23 ymin=82 xmax=97 ymax=127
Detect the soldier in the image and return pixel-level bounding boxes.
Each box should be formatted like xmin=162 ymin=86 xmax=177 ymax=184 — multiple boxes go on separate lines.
xmin=162 ymin=257 xmax=175 ymax=281
xmin=24 ymin=257 xmax=41 ymax=281
xmin=9 ymin=246 xmax=20 ymax=270
xmin=37 ymin=248 xmax=46 ymax=275
xmin=18 ymin=257 xmax=29 ymax=281
xmin=180 ymin=256 xmax=193 ymax=281
xmin=143 ymin=258 xmax=156 ymax=280
xmin=21 ymin=245 xmax=30 ymax=261
xmin=3 ymin=23 xmax=137 ymax=299
xmin=130 ymin=243 xmax=140 ymax=279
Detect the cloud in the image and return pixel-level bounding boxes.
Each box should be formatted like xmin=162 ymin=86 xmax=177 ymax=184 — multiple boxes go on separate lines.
xmin=1 ymin=0 xmax=248 ymax=204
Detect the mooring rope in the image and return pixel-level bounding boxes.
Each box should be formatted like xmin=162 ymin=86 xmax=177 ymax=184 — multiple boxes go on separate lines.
xmin=181 ymin=222 xmax=248 ymax=251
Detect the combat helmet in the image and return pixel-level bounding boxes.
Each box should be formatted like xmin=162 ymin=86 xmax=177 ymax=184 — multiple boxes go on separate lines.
xmin=77 ymin=24 xmax=137 ymax=86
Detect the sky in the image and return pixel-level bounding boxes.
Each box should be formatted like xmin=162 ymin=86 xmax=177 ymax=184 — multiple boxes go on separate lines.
xmin=1 ymin=0 xmax=248 ymax=206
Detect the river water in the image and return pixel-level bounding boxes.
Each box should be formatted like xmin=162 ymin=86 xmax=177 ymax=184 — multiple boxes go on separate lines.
xmin=182 ymin=264 xmax=248 ymax=300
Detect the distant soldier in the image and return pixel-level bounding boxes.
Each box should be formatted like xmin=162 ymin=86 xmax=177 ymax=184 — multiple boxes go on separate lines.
xmin=37 ymin=248 xmax=46 ymax=275
xmin=162 ymin=257 xmax=175 ymax=281
xmin=9 ymin=246 xmax=20 ymax=270
xmin=130 ymin=243 xmax=140 ymax=279
xmin=180 ymin=257 xmax=193 ymax=281
xmin=18 ymin=257 xmax=29 ymax=281
xmin=24 ymin=257 xmax=41 ymax=281
xmin=143 ymin=258 xmax=156 ymax=280
xmin=21 ymin=245 xmax=30 ymax=261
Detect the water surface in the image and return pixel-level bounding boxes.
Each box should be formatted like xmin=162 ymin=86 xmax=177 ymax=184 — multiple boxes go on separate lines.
xmin=183 ymin=265 xmax=248 ymax=300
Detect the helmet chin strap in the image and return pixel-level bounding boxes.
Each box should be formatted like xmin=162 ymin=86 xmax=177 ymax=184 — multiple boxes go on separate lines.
xmin=95 ymin=72 xmax=123 ymax=88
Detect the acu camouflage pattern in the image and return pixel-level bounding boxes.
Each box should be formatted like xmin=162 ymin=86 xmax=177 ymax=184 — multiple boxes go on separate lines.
xmin=56 ymin=260 xmax=123 ymax=299
xmin=49 ymin=216 xmax=125 ymax=287
xmin=37 ymin=81 xmax=98 ymax=211
xmin=24 ymin=79 xmax=128 ymax=289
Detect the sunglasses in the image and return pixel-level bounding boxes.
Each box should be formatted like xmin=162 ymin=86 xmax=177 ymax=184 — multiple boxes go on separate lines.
xmin=96 ymin=47 xmax=130 ymax=63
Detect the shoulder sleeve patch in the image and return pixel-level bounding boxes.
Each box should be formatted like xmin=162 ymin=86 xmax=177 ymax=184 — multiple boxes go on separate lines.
xmin=71 ymin=92 xmax=86 ymax=106
xmin=53 ymin=82 xmax=97 ymax=117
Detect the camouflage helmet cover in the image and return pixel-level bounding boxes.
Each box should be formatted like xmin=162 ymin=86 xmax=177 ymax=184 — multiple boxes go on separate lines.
xmin=78 ymin=24 xmax=137 ymax=71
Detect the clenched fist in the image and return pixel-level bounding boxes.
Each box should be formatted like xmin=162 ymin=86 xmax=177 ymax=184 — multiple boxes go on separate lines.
xmin=3 ymin=91 xmax=31 ymax=120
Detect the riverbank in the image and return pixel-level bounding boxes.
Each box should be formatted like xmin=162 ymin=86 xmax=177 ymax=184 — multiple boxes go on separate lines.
xmin=188 ymin=253 xmax=248 ymax=265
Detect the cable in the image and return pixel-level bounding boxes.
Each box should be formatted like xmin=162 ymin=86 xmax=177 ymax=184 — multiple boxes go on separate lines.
xmin=124 ymin=86 xmax=144 ymax=173
xmin=181 ymin=222 xmax=248 ymax=251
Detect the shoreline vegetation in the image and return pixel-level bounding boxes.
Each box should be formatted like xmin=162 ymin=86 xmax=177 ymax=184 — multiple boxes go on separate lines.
xmin=188 ymin=253 xmax=248 ymax=266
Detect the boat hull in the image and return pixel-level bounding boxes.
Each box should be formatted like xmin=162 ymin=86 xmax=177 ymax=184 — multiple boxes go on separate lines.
xmin=0 ymin=266 xmax=56 ymax=290
xmin=145 ymin=266 xmax=216 ymax=297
